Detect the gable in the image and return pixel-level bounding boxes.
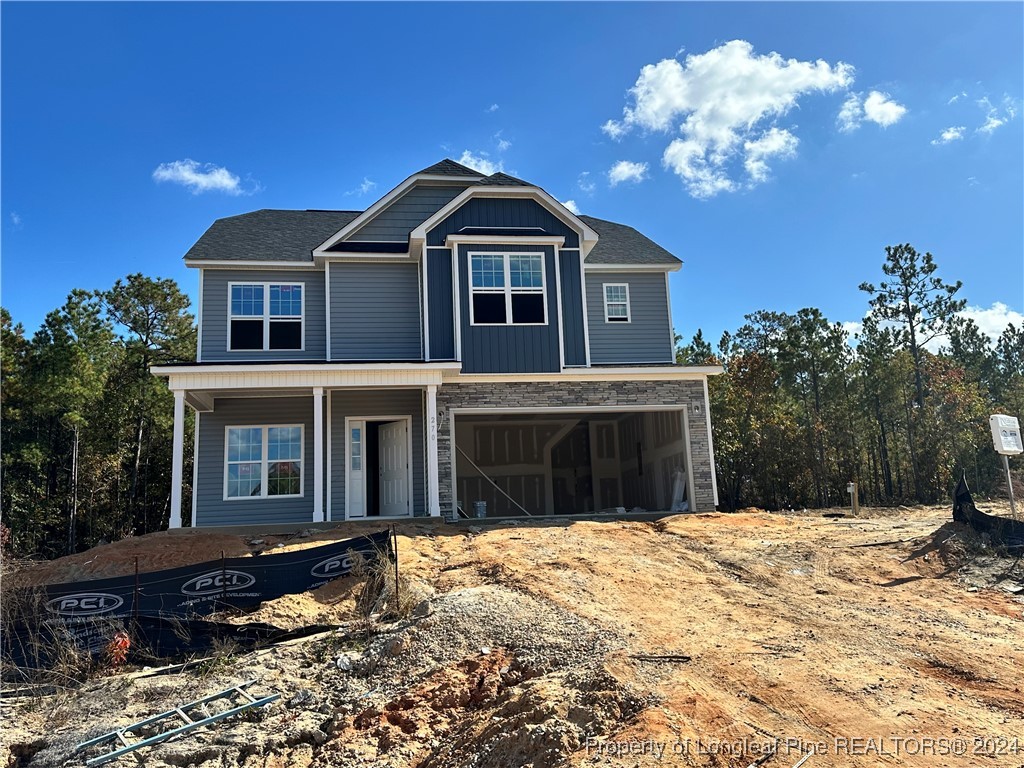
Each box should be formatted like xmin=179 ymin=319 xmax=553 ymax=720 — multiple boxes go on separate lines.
xmin=425 ymin=197 xmax=581 ymax=248
xmin=347 ymin=184 xmax=470 ymax=243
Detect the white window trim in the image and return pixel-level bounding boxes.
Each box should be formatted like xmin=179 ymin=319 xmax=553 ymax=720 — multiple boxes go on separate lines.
xmin=227 ymin=281 xmax=306 ymax=352
xmin=223 ymin=424 xmax=304 ymax=501
xmin=467 ymin=251 xmax=548 ymax=327
xmin=603 ymin=282 xmax=631 ymax=323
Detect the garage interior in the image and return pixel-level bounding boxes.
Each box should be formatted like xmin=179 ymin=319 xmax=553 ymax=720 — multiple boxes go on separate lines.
xmin=453 ymin=409 xmax=692 ymax=517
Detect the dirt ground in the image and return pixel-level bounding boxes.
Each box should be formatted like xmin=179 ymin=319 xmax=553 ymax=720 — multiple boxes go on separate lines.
xmin=3 ymin=504 xmax=1023 ymax=768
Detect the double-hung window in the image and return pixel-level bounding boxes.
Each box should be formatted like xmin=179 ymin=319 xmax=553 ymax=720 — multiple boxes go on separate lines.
xmin=229 ymin=283 xmax=303 ymax=351
xmin=469 ymin=252 xmax=546 ymax=325
xmin=603 ymin=283 xmax=630 ymax=323
xmin=225 ymin=425 xmax=303 ymax=499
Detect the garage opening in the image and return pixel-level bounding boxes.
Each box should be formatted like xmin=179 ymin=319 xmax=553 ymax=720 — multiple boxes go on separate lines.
xmin=453 ymin=409 xmax=691 ymax=518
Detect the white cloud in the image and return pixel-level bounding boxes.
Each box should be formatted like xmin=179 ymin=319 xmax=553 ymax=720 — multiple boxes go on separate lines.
xmin=497 ymin=137 xmax=512 ymax=152
xmin=602 ymin=119 xmax=628 ymax=141
xmin=577 ymin=171 xmax=596 ymax=194
xmin=975 ymin=95 xmax=1018 ymax=135
xmin=486 ymin=103 xmax=499 ymax=113
xmin=345 ymin=177 xmax=377 ymax=196
xmin=9 ymin=211 xmax=22 ymax=226
xmin=948 ymin=91 xmax=967 ymax=105
xmin=838 ymin=90 xmax=907 ymax=131
xmin=601 ymin=40 xmax=854 ymax=198
xmin=960 ymin=302 xmax=1024 ymax=342
xmin=152 ymin=159 xmax=253 ymax=195
xmin=457 ymin=150 xmax=503 ymax=176
xmin=978 ymin=113 xmax=1006 ymax=135
xmin=837 ymin=92 xmax=864 ymax=132
xmin=608 ymin=160 xmax=649 ymax=186
xmin=561 ymin=199 xmax=581 ymax=215
xmin=931 ymin=126 xmax=966 ymax=145
xmin=862 ymin=90 xmax=907 ymax=127
xmin=841 ymin=321 xmax=863 ymax=340
xmin=743 ymin=127 xmax=798 ymax=183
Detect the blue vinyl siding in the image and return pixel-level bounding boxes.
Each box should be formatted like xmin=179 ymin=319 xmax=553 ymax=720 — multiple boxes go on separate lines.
xmin=456 ymin=243 xmax=560 ymax=373
xmin=329 ymin=389 xmax=426 ymax=519
xmin=558 ymin=250 xmax=586 ymax=366
xmin=349 ymin=185 xmax=469 ymax=242
xmin=426 ymin=248 xmax=455 ymax=360
xmin=200 ymin=269 xmax=325 ymax=362
xmin=329 ymin=262 xmax=422 ymax=360
xmin=586 ymin=271 xmax=674 ymax=364
xmin=426 ymin=198 xmax=580 ymax=248
xmin=195 ymin=397 xmax=316 ymax=527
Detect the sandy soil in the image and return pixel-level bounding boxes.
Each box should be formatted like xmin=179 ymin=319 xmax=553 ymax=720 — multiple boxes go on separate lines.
xmin=4 ymin=504 xmax=1023 ymax=768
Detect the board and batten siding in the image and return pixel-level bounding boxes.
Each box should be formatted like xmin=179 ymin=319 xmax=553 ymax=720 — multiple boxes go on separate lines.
xmin=585 ymin=271 xmax=674 ymax=364
xmin=426 ymin=198 xmax=581 ymax=248
xmin=328 ymin=262 xmax=422 ymax=360
xmin=349 ymin=185 xmax=470 ymax=242
xmin=456 ymin=243 xmax=561 ymax=374
xmin=195 ymin=397 xmax=317 ymax=527
xmin=200 ymin=269 xmax=326 ymax=362
xmin=426 ymin=248 xmax=456 ymax=360
xmin=558 ymin=250 xmax=587 ymax=366
xmin=328 ymin=389 xmax=426 ymax=520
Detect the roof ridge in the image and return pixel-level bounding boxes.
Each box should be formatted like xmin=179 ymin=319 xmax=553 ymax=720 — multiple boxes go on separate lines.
xmin=416 ymin=158 xmax=484 ymax=177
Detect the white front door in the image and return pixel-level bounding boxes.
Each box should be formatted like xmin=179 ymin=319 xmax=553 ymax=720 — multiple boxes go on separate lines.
xmin=378 ymin=420 xmax=409 ymax=516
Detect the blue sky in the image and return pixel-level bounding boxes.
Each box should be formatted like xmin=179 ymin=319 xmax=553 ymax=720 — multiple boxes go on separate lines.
xmin=3 ymin=2 xmax=1022 ymax=348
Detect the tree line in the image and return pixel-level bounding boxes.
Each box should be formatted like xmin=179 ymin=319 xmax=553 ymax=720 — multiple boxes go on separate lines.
xmin=679 ymin=244 xmax=1023 ymax=511
xmin=1 ymin=275 xmax=195 ymax=558
xmin=2 ymin=245 xmax=1021 ymax=558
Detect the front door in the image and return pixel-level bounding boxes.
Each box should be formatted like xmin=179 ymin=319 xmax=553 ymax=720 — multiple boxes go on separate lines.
xmin=378 ymin=420 xmax=409 ymax=516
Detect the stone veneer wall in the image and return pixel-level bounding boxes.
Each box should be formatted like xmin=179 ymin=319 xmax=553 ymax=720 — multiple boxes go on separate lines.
xmin=435 ymin=380 xmax=716 ymax=514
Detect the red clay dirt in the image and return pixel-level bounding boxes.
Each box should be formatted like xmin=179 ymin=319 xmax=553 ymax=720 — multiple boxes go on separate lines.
xmin=4 ymin=505 xmax=1023 ymax=768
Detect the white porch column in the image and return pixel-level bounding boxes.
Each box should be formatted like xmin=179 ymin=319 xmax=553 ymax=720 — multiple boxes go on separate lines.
xmin=313 ymin=387 xmax=325 ymax=522
xmin=426 ymin=384 xmax=441 ymax=516
xmin=169 ymin=389 xmax=185 ymax=529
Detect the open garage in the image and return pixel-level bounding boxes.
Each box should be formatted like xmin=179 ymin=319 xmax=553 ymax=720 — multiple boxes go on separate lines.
xmin=452 ymin=408 xmax=695 ymax=517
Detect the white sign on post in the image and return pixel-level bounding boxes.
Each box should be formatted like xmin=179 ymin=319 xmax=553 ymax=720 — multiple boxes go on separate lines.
xmin=990 ymin=414 xmax=1023 ymax=455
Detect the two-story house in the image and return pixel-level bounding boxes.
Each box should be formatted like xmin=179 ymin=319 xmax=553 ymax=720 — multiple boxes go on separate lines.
xmin=153 ymin=159 xmax=721 ymax=527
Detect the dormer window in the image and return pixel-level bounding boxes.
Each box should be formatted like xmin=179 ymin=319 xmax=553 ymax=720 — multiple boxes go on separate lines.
xmin=469 ymin=252 xmax=547 ymax=325
xmin=229 ymin=283 xmax=303 ymax=351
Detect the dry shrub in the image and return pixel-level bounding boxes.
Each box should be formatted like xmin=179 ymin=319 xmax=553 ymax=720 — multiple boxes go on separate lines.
xmin=348 ymin=546 xmax=418 ymax=631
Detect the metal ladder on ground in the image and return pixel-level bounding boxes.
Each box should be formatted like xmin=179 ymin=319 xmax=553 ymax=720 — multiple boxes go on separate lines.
xmin=74 ymin=680 xmax=280 ymax=766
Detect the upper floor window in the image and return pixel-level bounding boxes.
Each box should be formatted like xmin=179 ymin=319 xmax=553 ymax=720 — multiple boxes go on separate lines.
xmin=225 ymin=425 xmax=303 ymax=499
xmin=469 ymin=252 xmax=546 ymax=325
xmin=229 ymin=283 xmax=303 ymax=351
xmin=603 ymin=283 xmax=630 ymax=323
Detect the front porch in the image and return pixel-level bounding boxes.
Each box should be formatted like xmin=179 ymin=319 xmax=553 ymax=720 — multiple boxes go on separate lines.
xmin=154 ymin=363 xmax=459 ymax=528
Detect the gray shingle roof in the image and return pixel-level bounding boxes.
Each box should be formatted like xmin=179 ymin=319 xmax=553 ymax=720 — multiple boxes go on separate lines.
xmin=476 ymin=172 xmax=533 ymax=187
xmin=579 ymin=215 xmax=681 ymax=266
xmin=416 ymin=159 xmax=483 ymax=177
xmin=183 ymin=210 xmax=359 ymax=262
xmin=182 ymin=208 xmax=680 ymax=267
